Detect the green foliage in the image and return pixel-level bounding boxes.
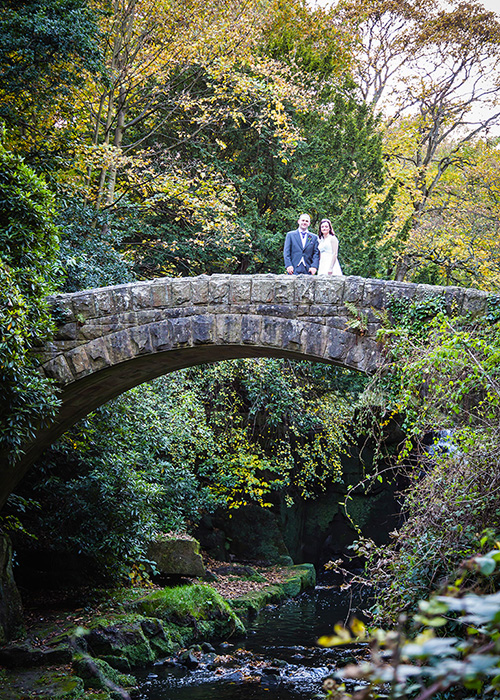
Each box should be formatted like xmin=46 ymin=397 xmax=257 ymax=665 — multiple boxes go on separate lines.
xmin=56 ymin=198 xmax=136 ymax=291
xmin=387 ymin=294 xmax=447 ymax=338
xmin=0 ymin=132 xmax=61 ymax=463
xmin=9 ymin=360 xmax=364 ymax=579
xmin=9 ymin=376 xmax=219 ymax=579
xmin=320 ymin=549 xmax=500 ymax=700
xmin=353 ymin=301 xmax=500 ymax=625
xmin=130 ymin=79 xmax=393 ymax=277
xmin=294 ymin=87 xmax=395 ymax=277
xmin=0 ymin=0 xmax=102 ymax=125
xmin=188 ymin=359 xmax=359 ymax=504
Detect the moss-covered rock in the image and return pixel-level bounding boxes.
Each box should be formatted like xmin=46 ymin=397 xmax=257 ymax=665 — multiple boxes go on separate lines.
xmin=0 ymin=667 xmax=85 ymax=699
xmin=73 ymin=654 xmax=135 ymax=692
xmin=147 ymin=534 xmax=205 ymax=577
xmin=130 ymin=584 xmax=245 ymax=641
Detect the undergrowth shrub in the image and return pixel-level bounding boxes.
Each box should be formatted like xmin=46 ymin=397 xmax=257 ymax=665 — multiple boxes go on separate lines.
xmin=352 ymin=300 xmax=500 ymax=624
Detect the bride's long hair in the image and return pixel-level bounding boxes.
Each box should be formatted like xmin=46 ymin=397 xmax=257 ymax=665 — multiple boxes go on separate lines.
xmin=318 ymin=218 xmax=334 ymax=239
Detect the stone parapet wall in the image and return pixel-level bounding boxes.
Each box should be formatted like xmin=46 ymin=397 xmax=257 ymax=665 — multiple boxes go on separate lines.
xmin=36 ymin=274 xmax=488 ymax=387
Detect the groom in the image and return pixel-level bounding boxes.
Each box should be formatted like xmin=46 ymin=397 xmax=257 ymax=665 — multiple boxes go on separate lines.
xmin=283 ymin=213 xmax=319 ymax=275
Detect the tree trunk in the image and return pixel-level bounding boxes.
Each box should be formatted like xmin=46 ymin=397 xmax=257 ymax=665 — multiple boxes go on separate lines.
xmin=0 ymin=533 xmax=25 ymax=643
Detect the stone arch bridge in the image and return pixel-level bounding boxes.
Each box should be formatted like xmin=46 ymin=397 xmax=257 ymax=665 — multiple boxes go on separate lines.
xmin=0 ymin=273 xmax=488 ymax=507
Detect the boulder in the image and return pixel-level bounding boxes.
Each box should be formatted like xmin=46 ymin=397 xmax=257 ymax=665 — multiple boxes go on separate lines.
xmin=147 ymin=534 xmax=205 ymax=577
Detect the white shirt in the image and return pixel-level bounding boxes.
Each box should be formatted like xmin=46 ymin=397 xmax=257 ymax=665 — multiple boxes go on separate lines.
xmin=299 ymin=230 xmax=308 ymax=266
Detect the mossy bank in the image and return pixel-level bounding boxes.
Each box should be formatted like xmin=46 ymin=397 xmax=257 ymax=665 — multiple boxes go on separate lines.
xmin=0 ymin=564 xmax=316 ymax=699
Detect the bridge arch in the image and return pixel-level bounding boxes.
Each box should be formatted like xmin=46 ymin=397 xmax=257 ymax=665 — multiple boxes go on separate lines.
xmin=0 ymin=273 xmax=487 ymax=507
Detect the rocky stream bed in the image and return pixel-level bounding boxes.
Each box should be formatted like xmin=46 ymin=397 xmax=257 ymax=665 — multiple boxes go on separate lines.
xmin=0 ymin=560 xmax=319 ymax=699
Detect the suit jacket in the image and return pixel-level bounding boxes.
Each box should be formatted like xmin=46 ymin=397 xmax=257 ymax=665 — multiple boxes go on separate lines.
xmin=283 ymin=229 xmax=320 ymax=271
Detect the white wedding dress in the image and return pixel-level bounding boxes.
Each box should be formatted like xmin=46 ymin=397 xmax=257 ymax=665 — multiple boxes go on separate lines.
xmin=318 ymin=235 xmax=343 ymax=275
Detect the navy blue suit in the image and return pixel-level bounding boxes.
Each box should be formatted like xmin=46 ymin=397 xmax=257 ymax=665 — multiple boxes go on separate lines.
xmin=283 ymin=229 xmax=320 ymax=274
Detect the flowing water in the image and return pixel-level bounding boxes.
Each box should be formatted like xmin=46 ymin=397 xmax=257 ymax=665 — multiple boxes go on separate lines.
xmin=133 ymin=575 xmax=370 ymax=700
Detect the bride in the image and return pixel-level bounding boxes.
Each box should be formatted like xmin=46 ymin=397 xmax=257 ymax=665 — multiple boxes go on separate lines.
xmin=317 ymin=218 xmax=343 ymax=276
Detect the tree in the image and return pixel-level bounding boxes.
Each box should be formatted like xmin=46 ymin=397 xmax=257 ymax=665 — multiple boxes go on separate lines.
xmin=396 ymin=138 xmax=500 ymax=288
xmin=0 ymin=0 xmax=102 ymax=158
xmin=79 ymin=0 xmax=284 ymax=209
xmin=0 ymin=132 xmax=61 ymax=464
xmin=338 ymin=0 xmax=500 ymax=279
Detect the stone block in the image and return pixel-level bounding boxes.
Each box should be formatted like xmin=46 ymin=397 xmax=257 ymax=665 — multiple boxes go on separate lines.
xmin=251 ymin=275 xmax=275 ymax=303
xmin=273 ymin=276 xmax=296 ymax=303
xmin=72 ymin=292 xmax=97 ymax=321
xmin=130 ymin=325 xmax=154 ymax=354
xmin=78 ymin=321 xmax=110 ymax=341
xmin=53 ymin=322 xmax=78 ymax=341
xmin=308 ymin=304 xmax=341 ymax=317
xmin=66 ymin=346 xmax=91 ymax=376
xmin=326 ymin=327 xmax=352 ymax=361
xmin=241 ymin=316 xmax=261 ymax=344
xmin=85 ymin=338 xmax=112 ymax=370
xmin=344 ymin=276 xmax=365 ymax=303
xmin=362 ymin=279 xmax=386 ymax=310
xmin=113 ymin=286 xmax=134 ymax=313
xmin=261 ymin=316 xmax=280 ymax=346
xmin=151 ymin=279 xmax=171 ymax=307
xmin=461 ymin=288 xmax=488 ymax=317
xmin=295 ymin=276 xmax=315 ymax=303
xmin=255 ymin=304 xmax=294 ymax=318
xmin=132 ymin=282 xmax=154 ymax=309
xmin=147 ymin=535 xmax=205 ymax=577
xmin=191 ymin=275 xmax=210 ymax=304
xmin=345 ymin=336 xmax=370 ymax=369
xmin=303 ymin=322 xmax=325 ymax=357
xmin=41 ymin=355 xmax=74 ymax=384
xmin=171 ymin=278 xmax=192 ymax=306
xmin=281 ymin=319 xmax=301 ymax=351
xmin=109 ymin=329 xmax=135 ymax=364
xmin=150 ymin=320 xmax=173 ymax=351
xmin=314 ymin=276 xmax=345 ymax=304
xmin=414 ymin=283 xmax=444 ymax=302
xmin=93 ymin=289 xmax=116 ymax=316
xmin=383 ymin=281 xmax=417 ymax=305
xmin=216 ymin=314 xmax=242 ymax=344
xmin=230 ymin=276 xmax=252 ymax=304
xmin=170 ymin=317 xmax=192 ymax=346
xmin=209 ymin=275 xmax=230 ymax=304
xmin=130 ymin=309 xmax=160 ymax=325
xmin=192 ymin=315 xmax=214 ymax=344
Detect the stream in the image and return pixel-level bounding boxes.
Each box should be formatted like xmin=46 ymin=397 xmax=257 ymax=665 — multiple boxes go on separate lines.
xmin=133 ymin=574 xmax=370 ymax=700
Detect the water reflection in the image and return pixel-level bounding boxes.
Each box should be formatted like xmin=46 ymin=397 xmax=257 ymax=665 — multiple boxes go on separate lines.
xmin=133 ymin=578 xmax=370 ymax=700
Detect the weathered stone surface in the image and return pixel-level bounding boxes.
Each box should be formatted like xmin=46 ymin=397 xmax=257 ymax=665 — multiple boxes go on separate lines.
xmin=151 ymin=279 xmax=171 ymax=307
xmin=0 ymin=641 xmax=72 ymax=668
xmin=171 ymin=278 xmax=192 ymax=306
xmin=192 ymin=315 xmax=214 ymax=344
xmin=241 ymin=315 xmax=261 ymax=344
xmin=147 ymin=535 xmax=206 ymax=577
xmin=251 ymin=275 xmax=276 ymax=303
xmin=461 ymin=288 xmax=488 ymax=317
